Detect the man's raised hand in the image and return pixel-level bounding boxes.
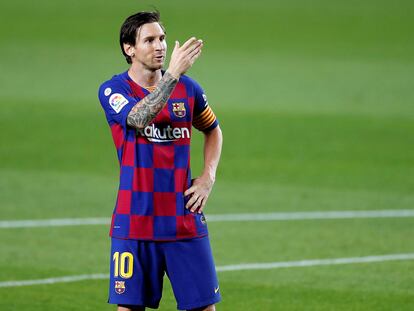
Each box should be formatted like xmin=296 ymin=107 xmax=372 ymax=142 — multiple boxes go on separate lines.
xmin=167 ymin=37 xmax=203 ymax=79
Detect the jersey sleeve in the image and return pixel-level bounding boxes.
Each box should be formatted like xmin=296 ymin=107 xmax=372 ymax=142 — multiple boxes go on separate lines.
xmin=192 ymin=80 xmax=219 ymax=132
xmin=98 ymin=79 xmax=138 ymax=129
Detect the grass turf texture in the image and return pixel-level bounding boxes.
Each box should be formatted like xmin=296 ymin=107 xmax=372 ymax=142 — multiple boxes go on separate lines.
xmin=1 ymin=0 xmax=414 ymax=310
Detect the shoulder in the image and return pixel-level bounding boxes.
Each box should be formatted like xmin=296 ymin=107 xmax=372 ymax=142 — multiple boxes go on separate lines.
xmin=97 ymin=72 xmax=135 ymax=114
xmin=179 ymin=74 xmax=203 ymax=89
xmin=179 ymin=74 xmax=205 ymax=99
xmin=98 ymin=71 xmax=130 ymax=95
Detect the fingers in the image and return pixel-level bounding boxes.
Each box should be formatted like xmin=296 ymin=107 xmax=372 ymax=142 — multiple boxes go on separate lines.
xmin=184 ymin=177 xmax=211 ymax=213
xmin=195 ymin=196 xmax=204 ymax=213
xmin=187 ymin=39 xmax=203 ymax=53
xmin=168 ymin=37 xmax=203 ymax=77
xmin=191 ymin=196 xmax=203 ymax=213
xmin=181 ymin=39 xmax=203 ymax=64
xmin=184 ymin=184 xmax=202 ymax=210
xmin=181 ymin=37 xmax=198 ymax=51
xmin=185 ymin=186 xmax=208 ymax=213
xmin=198 ymin=197 xmax=207 ymax=214
xmin=186 ymin=192 xmax=199 ymax=210
xmin=184 ymin=185 xmax=195 ymax=197
xmin=181 ymin=38 xmax=203 ymax=57
xmin=188 ymin=41 xmax=202 ymax=56
xmin=186 ymin=194 xmax=206 ymax=213
xmin=174 ymin=40 xmax=180 ymax=51
xmin=189 ymin=48 xmax=202 ymax=62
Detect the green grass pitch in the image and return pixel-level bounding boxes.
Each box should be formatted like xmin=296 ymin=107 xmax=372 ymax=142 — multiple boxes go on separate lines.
xmin=1 ymin=0 xmax=414 ymax=310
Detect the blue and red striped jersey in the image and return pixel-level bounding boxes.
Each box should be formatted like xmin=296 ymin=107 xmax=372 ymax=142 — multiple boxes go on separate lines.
xmin=98 ymin=71 xmax=218 ymax=240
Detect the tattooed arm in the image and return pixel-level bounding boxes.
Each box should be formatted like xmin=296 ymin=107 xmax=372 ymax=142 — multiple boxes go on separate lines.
xmin=127 ymin=37 xmax=203 ymax=129
xmin=127 ymin=72 xmax=178 ymax=128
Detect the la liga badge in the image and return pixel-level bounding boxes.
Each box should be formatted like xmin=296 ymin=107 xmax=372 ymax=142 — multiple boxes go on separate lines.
xmin=109 ymin=93 xmax=129 ymax=113
xmin=172 ymin=102 xmax=186 ymax=118
xmin=115 ymin=281 xmax=126 ymax=294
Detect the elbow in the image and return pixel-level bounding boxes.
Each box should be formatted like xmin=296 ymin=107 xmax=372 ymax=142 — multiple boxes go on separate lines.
xmin=127 ymin=116 xmax=146 ymax=130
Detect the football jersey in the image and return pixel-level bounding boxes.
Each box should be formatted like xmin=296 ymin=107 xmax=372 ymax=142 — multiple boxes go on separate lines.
xmin=98 ymin=71 xmax=218 ymax=241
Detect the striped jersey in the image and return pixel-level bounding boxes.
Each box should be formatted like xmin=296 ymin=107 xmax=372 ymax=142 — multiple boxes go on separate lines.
xmin=98 ymin=71 xmax=218 ymax=240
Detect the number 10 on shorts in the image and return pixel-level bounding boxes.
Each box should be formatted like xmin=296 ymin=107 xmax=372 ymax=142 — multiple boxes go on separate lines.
xmin=113 ymin=252 xmax=134 ymax=278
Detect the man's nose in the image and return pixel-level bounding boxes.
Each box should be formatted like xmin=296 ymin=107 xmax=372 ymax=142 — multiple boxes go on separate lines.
xmin=155 ymin=39 xmax=164 ymax=50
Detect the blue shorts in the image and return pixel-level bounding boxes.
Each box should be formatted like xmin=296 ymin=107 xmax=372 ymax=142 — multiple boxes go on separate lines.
xmin=108 ymin=236 xmax=221 ymax=310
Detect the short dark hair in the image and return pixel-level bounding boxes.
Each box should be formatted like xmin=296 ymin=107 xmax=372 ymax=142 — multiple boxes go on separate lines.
xmin=119 ymin=11 xmax=163 ymax=64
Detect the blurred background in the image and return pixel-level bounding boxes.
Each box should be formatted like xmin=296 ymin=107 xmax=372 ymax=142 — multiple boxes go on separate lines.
xmin=1 ymin=0 xmax=414 ymax=310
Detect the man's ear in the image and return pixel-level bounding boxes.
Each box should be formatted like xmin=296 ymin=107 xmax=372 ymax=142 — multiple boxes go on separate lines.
xmin=123 ymin=43 xmax=135 ymax=57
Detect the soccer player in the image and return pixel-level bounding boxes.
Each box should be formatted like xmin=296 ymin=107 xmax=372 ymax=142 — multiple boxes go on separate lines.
xmin=98 ymin=11 xmax=223 ymax=311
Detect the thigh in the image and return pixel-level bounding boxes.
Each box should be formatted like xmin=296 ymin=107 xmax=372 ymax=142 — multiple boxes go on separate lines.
xmin=108 ymin=238 xmax=165 ymax=309
xmin=162 ymin=236 xmax=221 ymax=310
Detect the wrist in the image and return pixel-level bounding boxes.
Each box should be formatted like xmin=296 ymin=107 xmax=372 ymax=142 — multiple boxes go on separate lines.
xmin=201 ymin=170 xmax=216 ymax=184
xmin=166 ymin=69 xmax=180 ymax=80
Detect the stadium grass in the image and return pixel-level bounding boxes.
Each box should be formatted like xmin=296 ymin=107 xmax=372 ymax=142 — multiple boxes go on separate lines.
xmin=2 ymin=110 xmax=414 ymax=219
xmin=1 ymin=219 xmax=414 ymax=279
xmin=1 ymin=220 xmax=414 ymax=310
xmin=1 ymin=0 xmax=414 ymax=310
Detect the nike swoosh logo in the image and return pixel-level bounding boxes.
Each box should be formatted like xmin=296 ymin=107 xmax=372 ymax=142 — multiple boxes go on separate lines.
xmin=214 ymin=286 xmax=219 ymax=293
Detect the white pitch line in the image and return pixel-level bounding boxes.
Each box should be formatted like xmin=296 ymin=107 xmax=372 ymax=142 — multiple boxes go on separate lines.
xmin=216 ymin=253 xmax=414 ymax=272
xmin=0 ymin=274 xmax=108 ymax=288
xmin=0 ymin=218 xmax=109 ymax=228
xmin=207 ymin=210 xmax=414 ymax=222
xmin=1 ymin=253 xmax=414 ymax=288
xmin=1 ymin=210 xmax=414 ymax=229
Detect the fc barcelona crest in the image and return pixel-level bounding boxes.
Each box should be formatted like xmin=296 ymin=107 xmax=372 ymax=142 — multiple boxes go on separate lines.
xmin=172 ymin=102 xmax=186 ymax=118
xmin=115 ymin=281 xmax=126 ymax=294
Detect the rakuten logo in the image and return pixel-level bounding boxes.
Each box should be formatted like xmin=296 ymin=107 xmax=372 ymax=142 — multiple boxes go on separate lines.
xmin=137 ymin=124 xmax=190 ymax=142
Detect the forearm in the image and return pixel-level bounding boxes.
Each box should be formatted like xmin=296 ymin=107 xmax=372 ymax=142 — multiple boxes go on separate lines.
xmin=127 ymin=71 xmax=178 ymax=129
xmin=201 ymin=126 xmax=223 ymax=181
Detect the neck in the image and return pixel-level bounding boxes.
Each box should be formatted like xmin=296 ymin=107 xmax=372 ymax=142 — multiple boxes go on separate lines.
xmin=128 ymin=63 xmax=162 ymax=87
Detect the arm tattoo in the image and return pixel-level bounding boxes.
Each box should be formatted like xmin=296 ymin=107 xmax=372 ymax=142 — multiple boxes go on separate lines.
xmin=127 ymin=72 xmax=178 ymax=129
